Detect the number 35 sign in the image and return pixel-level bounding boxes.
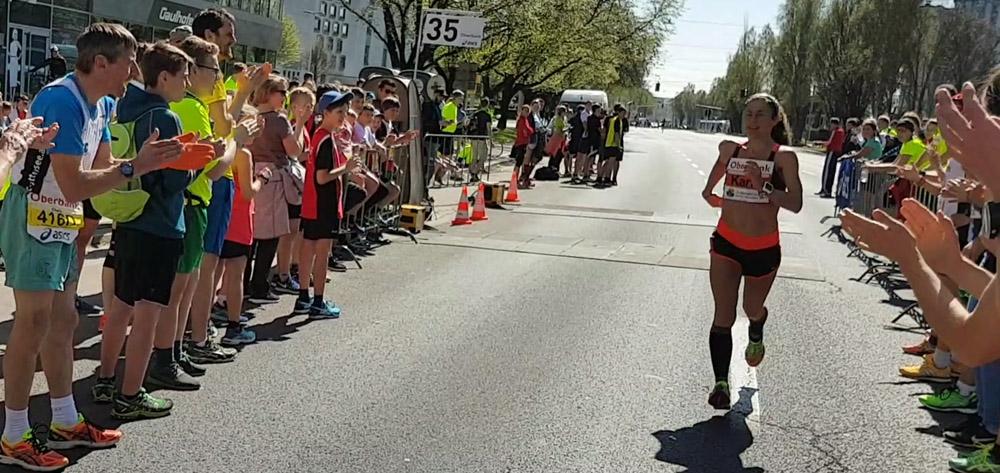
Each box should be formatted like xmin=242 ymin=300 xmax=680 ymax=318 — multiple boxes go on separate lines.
xmin=421 ymin=9 xmax=486 ymax=48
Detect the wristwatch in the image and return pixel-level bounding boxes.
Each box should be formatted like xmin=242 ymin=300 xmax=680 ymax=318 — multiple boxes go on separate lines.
xmin=761 ymin=181 xmax=774 ymax=195
xmin=119 ymin=161 xmax=135 ymax=178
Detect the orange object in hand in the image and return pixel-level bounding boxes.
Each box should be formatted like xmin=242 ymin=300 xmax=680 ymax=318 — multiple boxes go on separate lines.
xmin=162 ymin=143 xmax=216 ymax=171
xmin=175 ymin=132 xmax=198 ymax=144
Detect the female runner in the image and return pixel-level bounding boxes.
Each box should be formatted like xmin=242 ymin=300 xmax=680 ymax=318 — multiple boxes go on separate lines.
xmin=700 ymin=93 xmax=803 ymax=409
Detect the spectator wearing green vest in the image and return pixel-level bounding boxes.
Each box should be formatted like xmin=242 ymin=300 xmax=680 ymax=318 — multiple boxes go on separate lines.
xmin=441 ymin=90 xmax=464 ymax=165
xmin=595 ymin=104 xmax=626 ymax=188
xmin=224 ymin=62 xmax=247 ymax=96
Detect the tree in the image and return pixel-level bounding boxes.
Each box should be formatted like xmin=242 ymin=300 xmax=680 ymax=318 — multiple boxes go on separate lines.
xmin=771 ymin=0 xmax=821 ymax=144
xmin=308 ymin=41 xmax=329 ymax=80
xmin=278 ymin=15 xmax=302 ymax=68
xmin=709 ymin=26 xmax=775 ymax=133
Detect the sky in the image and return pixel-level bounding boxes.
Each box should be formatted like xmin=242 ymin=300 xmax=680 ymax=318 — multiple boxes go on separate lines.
xmin=649 ymin=0 xmax=783 ymax=98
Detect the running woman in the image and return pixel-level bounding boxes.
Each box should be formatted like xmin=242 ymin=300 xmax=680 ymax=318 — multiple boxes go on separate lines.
xmin=700 ymin=93 xmax=803 ymax=409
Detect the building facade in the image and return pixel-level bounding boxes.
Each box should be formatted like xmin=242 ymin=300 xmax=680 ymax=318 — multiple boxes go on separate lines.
xmin=1 ymin=0 xmax=282 ymax=98
xmin=283 ymin=0 xmax=390 ymax=84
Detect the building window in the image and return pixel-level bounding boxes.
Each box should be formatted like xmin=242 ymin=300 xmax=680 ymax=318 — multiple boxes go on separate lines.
xmin=314 ymin=17 xmax=321 ymax=32
xmin=332 ymin=23 xmax=339 ymax=34
xmin=337 ymin=39 xmax=344 ymax=53
xmin=328 ymin=37 xmax=335 ymax=50
xmin=319 ymin=2 xmax=327 ymax=15
xmin=323 ymin=20 xmax=330 ymax=33
xmin=53 ymin=0 xmax=90 ymax=9
xmin=381 ymin=49 xmax=388 ymax=67
xmin=251 ymin=46 xmax=267 ymax=63
xmin=342 ymin=23 xmax=349 ymax=36
xmin=339 ymin=56 xmax=346 ymax=70
xmin=339 ymin=7 xmax=346 ymax=18
xmin=10 ymin=1 xmax=51 ymax=28
xmin=364 ymin=45 xmax=370 ymax=64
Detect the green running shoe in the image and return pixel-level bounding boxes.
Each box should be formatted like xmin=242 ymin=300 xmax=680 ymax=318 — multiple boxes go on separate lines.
xmin=950 ymin=444 xmax=1000 ymax=473
xmin=111 ymin=389 xmax=173 ymax=420
xmin=920 ymin=388 xmax=978 ymax=414
xmin=708 ymin=381 xmax=730 ymax=410
xmin=745 ymin=340 xmax=765 ymax=367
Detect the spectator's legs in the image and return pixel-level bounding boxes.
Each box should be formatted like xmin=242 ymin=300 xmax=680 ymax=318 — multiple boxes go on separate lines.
xmin=249 ymin=237 xmax=280 ymax=297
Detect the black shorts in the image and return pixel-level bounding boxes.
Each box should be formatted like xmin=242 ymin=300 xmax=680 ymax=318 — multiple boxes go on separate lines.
xmin=588 ymin=139 xmax=602 ymax=156
xmin=710 ymin=231 xmax=782 ymax=278
xmin=602 ymin=147 xmax=622 ymax=162
xmin=113 ymin=227 xmax=184 ymax=307
xmin=102 ymin=231 xmax=117 ymax=269
xmin=83 ymin=198 xmax=101 ymax=221
xmin=511 ymin=145 xmax=527 ymax=167
xmin=288 ymin=204 xmax=302 ymax=220
xmin=302 ymin=217 xmax=340 ymax=241
xmin=220 ymin=240 xmax=252 ymax=260
xmin=568 ymin=138 xmax=583 ymax=155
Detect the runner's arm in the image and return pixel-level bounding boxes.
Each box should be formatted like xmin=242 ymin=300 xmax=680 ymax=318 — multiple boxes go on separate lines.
xmin=898 ymin=254 xmax=1000 ymax=366
xmin=702 ymin=141 xmax=734 ymax=198
xmin=767 ymin=151 xmax=803 ymax=213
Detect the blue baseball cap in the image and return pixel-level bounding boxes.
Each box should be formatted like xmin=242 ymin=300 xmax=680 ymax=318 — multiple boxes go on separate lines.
xmin=316 ymin=91 xmax=353 ymax=113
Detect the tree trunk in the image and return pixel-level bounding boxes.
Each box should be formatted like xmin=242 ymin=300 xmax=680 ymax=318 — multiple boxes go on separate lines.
xmin=496 ymin=82 xmax=518 ymax=131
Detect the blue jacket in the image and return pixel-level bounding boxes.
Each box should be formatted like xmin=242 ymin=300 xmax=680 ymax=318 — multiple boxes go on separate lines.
xmin=116 ymin=84 xmax=194 ymax=239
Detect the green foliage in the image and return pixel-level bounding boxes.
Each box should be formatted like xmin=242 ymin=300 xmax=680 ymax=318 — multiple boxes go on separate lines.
xmin=278 ymin=15 xmax=302 ymax=68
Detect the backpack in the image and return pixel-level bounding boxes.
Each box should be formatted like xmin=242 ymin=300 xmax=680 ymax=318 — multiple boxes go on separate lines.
xmin=90 ymin=107 xmax=165 ymax=222
xmin=533 ymin=166 xmax=560 ymax=181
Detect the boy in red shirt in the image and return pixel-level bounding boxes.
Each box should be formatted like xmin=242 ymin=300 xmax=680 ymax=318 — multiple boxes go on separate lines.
xmin=296 ymin=91 xmax=359 ymax=318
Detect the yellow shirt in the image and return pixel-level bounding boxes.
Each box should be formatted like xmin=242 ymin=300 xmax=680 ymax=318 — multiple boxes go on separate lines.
xmin=901 ymin=138 xmax=928 ymax=170
xmin=172 ymin=93 xmax=222 ymax=205
xmin=442 ymin=101 xmax=458 ymax=133
xmin=197 ymin=80 xmax=235 ymax=180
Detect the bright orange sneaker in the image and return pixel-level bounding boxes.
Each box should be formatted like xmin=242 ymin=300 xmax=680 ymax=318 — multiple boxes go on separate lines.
xmin=902 ymin=337 xmax=934 ymax=356
xmin=48 ymin=415 xmax=122 ymax=449
xmin=0 ymin=429 xmax=70 ymax=472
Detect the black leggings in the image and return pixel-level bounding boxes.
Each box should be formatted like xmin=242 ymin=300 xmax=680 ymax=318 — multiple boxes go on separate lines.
xmin=244 ymin=237 xmax=280 ymax=296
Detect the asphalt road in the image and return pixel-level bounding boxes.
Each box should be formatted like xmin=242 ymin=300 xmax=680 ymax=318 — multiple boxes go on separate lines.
xmin=0 ymin=129 xmax=967 ymax=472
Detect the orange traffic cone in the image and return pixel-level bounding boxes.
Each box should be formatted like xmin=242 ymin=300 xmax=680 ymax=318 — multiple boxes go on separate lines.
xmin=471 ymin=182 xmax=489 ymax=221
xmin=506 ymin=169 xmax=521 ymax=203
xmin=451 ymin=186 xmax=473 ymax=225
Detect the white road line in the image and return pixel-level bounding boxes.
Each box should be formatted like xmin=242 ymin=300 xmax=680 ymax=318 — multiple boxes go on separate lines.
xmin=697 ymin=170 xmax=706 ymax=176
xmin=685 ymin=158 xmax=693 ymax=163
xmin=690 ymin=163 xmax=699 ymax=169
xmin=730 ymin=316 xmax=761 ymax=433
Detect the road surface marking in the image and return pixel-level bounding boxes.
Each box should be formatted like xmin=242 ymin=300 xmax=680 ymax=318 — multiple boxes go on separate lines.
xmin=730 ymin=316 xmax=761 ymax=434
xmin=697 ymin=170 xmax=706 ymax=176
xmin=690 ymin=163 xmax=699 ymax=169
xmin=685 ymin=158 xmax=692 ymax=163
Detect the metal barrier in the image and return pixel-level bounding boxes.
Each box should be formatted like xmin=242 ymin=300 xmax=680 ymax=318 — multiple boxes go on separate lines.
xmin=422 ymin=133 xmax=494 ymax=187
xmin=831 ymin=161 xmax=941 ymax=329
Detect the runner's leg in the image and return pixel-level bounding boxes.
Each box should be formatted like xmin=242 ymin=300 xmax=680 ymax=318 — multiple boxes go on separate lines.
xmin=709 ymin=252 xmax=741 ymax=408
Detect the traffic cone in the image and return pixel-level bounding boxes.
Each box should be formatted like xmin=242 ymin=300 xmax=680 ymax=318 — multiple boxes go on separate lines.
xmin=451 ymin=186 xmax=473 ymax=225
xmin=506 ymin=169 xmax=521 ymax=203
xmin=471 ymin=182 xmax=489 ymax=221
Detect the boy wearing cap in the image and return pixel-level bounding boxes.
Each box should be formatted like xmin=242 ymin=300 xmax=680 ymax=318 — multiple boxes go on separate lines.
xmin=296 ymin=91 xmax=359 ymax=318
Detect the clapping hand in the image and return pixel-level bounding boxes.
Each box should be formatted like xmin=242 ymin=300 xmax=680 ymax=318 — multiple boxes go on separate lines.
xmin=899 ymin=199 xmax=964 ymax=274
xmin=840 ymin=209 xmax=919 ymax=264
xmin=936 ymin=83 xmax=1000 ymax=196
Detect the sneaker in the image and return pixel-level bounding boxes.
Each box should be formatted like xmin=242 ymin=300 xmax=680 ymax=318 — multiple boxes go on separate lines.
xmin=75 ymin=296 xmax=102 ymax=316
xmin=186 ymin=340 xmax=237 ymax=364
xmin=293 ymin=297 xmax=312 ymax=315
xmin=147 ymin=362 xmax=201 ymax=391
xmin=309 ymin=300 xmax=341 ymax=319
xmin=950 ymin=445 xmax=1000 ymax=473
xmin=745 ymin=340 xmax=765 ymax=367
xmin=945 ymin=421 xmax=998 ymax=448
xmin=272 ymin=275 xmax=301 ymax=295
xmin=91 ymin=377 xmax=115 ymax=404
xmin=48 ymin=415 xmax=123 ymax=449
xmin=211 ymin=310 xmax=250 ymax=325
xmin=328 ymin=258 xmax=347 ymax=272
xmin=903 ymin=337 xmax=935 ymax=356
xmin=900 ymin=354 xmax=954 ymax=382
xmin=611 ymin=179 xmax=619 ymax=186
xmin=111 ymin=389 xmax=173 ymax=420
xmin=920 ymin=388 xmax=978 ymax=414
xmin=708 ymin=381 xmax=731 ymax=410
xmin=247 ymin=291 xmax=280 ymax=305
xmin=177 ymin=353 xmax=207 ymax=377
xmin=207 ymin=323 xmax=219 ymax=339
xmin=0 ymin=428 xmax=69 ymax=472
xmin=221 ymin=325 xmax=257 ymax=346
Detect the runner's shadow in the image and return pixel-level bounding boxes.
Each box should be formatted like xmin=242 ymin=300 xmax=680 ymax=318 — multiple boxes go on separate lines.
xmin=251 ymin=314 xmax=314 ymax=343
xmin=651 ymin=387 xmax=765 ymax=473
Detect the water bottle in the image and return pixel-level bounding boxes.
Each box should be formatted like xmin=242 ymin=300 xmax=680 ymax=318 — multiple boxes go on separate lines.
xmin=860 ymin=166 xmax=868 ymax=184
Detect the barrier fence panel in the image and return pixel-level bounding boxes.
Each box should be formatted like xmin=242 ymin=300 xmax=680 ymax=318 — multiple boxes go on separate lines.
xmin=422 ymin=133 xmax=494 ymax=188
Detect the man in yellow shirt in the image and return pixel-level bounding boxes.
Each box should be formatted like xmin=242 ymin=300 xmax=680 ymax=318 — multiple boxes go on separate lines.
xmin=441 ymin=90 xmax=464 ymax=164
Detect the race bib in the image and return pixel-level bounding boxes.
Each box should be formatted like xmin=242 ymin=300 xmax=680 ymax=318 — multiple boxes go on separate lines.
xmin=26 ymin=198 xmax=83 ymax=244
xmin=723 ymin=158 xmax=774 ymax=204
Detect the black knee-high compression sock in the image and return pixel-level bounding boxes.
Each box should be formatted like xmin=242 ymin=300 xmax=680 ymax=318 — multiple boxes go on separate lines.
xmin=748 ymin=308 xmax=768 ymax=343
xmin=709 ymin=326 xmax=733 ymax=382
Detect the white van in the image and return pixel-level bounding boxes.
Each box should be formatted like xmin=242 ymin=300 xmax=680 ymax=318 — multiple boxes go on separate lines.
xmin=558 ymin=89 xmax=609 ymax=110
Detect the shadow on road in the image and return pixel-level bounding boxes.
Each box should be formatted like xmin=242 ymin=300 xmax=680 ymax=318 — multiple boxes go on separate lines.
xmin=651 ymin=387 xmax=765 ymax=473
